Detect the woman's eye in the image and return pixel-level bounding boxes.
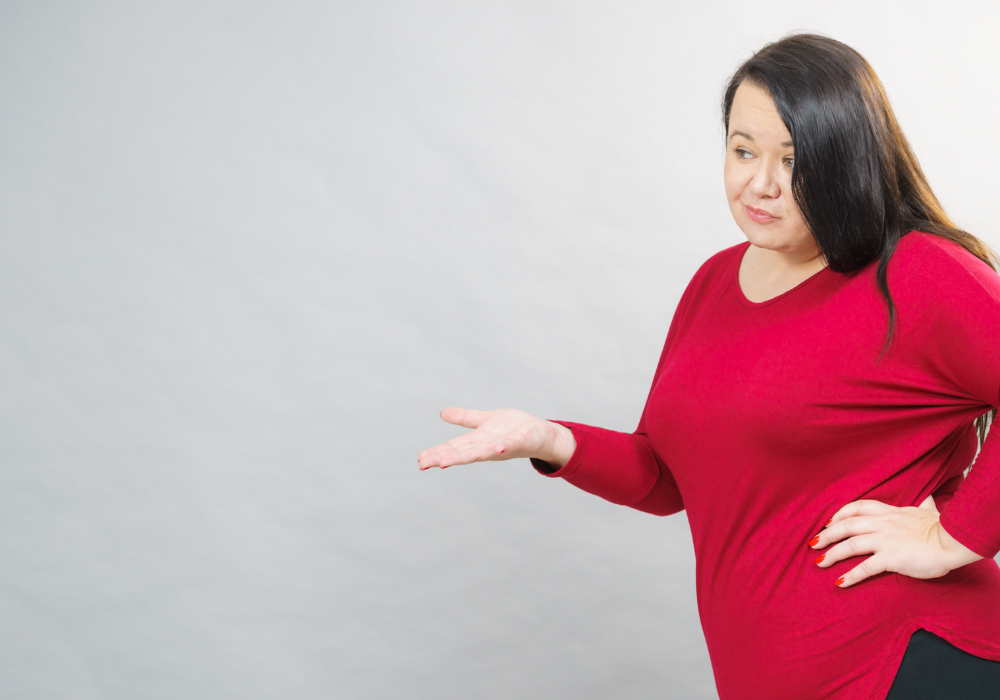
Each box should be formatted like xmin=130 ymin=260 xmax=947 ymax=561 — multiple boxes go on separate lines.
xmin=785 ymin=157 xmax=795 ymax=168
xmin=734 ymin=148 xmax=752 ymax=159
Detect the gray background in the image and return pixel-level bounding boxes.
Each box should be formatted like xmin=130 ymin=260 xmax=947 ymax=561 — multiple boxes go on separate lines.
xmin=2 ymin=2 xmax=999 ymax=699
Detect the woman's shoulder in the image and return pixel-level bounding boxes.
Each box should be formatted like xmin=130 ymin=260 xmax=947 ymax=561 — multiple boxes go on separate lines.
xmin=892 ymin=231 xmax=1000 ymax=304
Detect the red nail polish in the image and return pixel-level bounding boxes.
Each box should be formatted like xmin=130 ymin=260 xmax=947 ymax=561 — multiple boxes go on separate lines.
xmin=808 ymin=535 xmax=820 ymax=547
xmin=814 ymin=554 xmax=825 ymax=564
xmin=835 ymin=576 xmax=845 ymax=586
xmin=824 ymin=518 xmax=832 ymax=528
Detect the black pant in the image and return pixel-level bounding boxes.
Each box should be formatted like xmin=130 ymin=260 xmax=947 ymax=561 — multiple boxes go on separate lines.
xmin=885 ymin=628 xmax=1000 ymax=699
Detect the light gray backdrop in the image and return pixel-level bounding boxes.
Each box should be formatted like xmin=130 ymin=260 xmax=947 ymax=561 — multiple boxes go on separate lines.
xmin=2 ymin=2 xmax=999 ymax=699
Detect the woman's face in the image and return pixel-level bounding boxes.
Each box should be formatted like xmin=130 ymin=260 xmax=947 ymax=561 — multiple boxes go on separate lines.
xmin=724 ymin=82 xmax=817 ymax=258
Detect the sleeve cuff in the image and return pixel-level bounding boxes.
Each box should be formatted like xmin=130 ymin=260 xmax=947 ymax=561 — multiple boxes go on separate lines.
xmin=530 ymin=421 xmax=587 ymax=479
xmin=939 ymin=510 xmax=1000 ymax=560
xmin=530 ymin=457 xmax=560 ymax=475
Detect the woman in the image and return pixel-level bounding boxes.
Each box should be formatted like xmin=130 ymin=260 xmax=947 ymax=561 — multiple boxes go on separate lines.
xmin=417 ymin=34 xmax=1000 ymax=699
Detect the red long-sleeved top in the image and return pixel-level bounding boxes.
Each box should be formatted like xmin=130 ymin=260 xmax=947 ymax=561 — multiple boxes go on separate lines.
xmin=535 ymin=231 xmax=1000 ymax=699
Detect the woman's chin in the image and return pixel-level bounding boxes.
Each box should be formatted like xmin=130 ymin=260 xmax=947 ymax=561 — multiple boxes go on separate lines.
xmin=740 ymin=225 xmax=814 ymax=256
xmin=741 ymin=229 xmax=790 ymax=252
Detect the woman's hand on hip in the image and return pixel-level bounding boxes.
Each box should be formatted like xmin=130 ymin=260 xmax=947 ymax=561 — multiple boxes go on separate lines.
xmin=417 ymin=407 xmax=576 ymax=471
xmin=809 ymin=496 xmax=984 ymax=588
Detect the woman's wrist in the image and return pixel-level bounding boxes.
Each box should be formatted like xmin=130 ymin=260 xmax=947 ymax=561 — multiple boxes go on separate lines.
xmin=535 ymin=421 xmax=577 ymax=469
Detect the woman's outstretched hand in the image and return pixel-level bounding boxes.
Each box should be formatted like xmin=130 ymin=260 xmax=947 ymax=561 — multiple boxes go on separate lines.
xmin=809 ymin=496 xmax=984 ymax=588
xmin=417 ymin=407 xmax=576 ymax=471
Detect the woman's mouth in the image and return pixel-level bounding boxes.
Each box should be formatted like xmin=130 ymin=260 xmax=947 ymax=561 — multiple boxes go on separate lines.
xmin=746 ymin=205 xmax=776 ymax=223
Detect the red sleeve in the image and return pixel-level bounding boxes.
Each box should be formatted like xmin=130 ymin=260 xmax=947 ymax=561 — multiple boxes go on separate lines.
xmin=529 ymin=416 xmax=683 ymax=516
xmin=904 ymin=235 xmax=1000 ymax=559
xmin=940 ymin=419 xmax=1000 ymax=559
xmin=527 ymin=261 xmax=710 ymax=518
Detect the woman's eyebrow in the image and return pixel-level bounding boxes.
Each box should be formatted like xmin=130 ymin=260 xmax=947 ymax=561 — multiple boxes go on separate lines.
xmin=728 ymin=130 xmax=793 ymax=147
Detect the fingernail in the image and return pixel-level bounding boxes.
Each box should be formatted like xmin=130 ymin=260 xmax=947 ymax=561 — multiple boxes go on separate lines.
xmin=824 ymin=518 xmax=832 ymax=528
xmin=835 ymin=576 xmax=845 ymax=586
xmin=814 ymin=554 xmax=825 ymax=565
xmin=808 ymin=535 xmax=820 ymax=547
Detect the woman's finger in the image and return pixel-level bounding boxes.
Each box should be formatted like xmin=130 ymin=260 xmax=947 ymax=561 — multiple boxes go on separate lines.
xmin=828 ymin=499 xmax=895 ymax=528
xmin=440 ymin=407 xmax=490 ymax=429
xmin=422 ymin=433 xmax=521 ymax=469
xmin=433 ymin=431 xmax=489 ymax=453
xmin=419 ymin=442 xmax=472 ymax=470
xmin=434 ymin=441 xmax=497 ymax=469
xmin=809 ymin=515 xmax=884 ymax=549
xmin=418 ymin=438 xmax=473 ymax=469
xmin=815 ymin=533 xmax=879 ymax=568
xmin=835 ymin=554 xmax=888 ymax=588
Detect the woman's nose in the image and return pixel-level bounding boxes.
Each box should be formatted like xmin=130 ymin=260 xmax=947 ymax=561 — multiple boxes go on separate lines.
xmin=749 ymin=165 xmax=781 ymax=199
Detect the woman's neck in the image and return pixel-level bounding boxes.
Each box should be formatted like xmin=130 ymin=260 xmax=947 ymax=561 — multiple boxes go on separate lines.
xmin=739 ymin=243 xmax=828 ymax=303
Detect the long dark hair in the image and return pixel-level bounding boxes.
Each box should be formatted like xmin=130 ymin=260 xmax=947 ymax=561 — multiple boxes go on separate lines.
xmin=722 ymin=33 xmax=998 ymax=444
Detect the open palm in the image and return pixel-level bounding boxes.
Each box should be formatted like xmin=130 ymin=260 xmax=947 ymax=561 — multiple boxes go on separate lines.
xmin=417 ymin=407 xmax=567 ymax=470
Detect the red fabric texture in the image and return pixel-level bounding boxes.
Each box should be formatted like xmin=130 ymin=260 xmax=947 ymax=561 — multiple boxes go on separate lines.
xmin=536 ymin=232 xmax=1000 ymax=699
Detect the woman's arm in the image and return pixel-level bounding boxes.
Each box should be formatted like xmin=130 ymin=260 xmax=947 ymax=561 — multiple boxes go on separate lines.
xmin=937 ymin=412 xmax=1000 ymax=560
xmin=417 ymin=406 xmax=683 ymax=516
xmin=809 ymin=236 xmax=1000 ymax=586
xmin=910 ymin=240 xmax=1000 ymax=561
xmin=530 ymin=418 xmax=684 ymax=516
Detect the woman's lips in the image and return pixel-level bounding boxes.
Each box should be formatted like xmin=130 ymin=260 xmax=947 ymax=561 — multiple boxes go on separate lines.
xmin=746 ymin=205 xmax=776 ymax=223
